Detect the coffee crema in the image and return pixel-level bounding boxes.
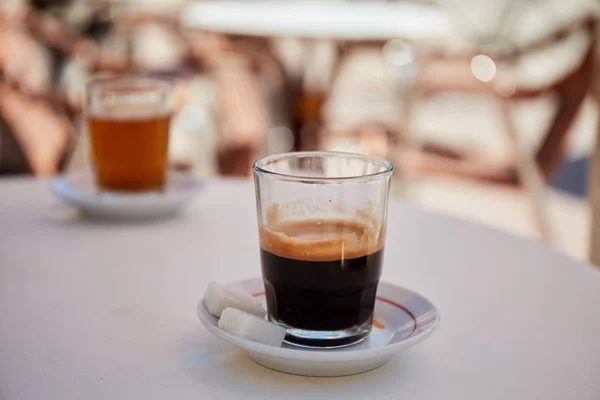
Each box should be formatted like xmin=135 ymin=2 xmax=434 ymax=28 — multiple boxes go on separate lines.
xmin=259 ymin=218 xmax=385 ymax=262
xmin=259 ymin=219 xmax=385 ymax=344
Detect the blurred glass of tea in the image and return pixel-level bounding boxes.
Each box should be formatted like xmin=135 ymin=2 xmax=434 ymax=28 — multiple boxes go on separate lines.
xmin=87 ymin=77 xmax=173 ymax=192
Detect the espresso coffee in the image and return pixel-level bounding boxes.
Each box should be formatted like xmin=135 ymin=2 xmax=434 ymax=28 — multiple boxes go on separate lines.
xmin=259 ymin=218 xmax=385 ymax=345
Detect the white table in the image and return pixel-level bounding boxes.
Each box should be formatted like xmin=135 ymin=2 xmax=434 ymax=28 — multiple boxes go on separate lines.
xmin=181 ymin=1 xmax=452 ymax=42
xmin=1 ymin=178 xmax=599 ymax=399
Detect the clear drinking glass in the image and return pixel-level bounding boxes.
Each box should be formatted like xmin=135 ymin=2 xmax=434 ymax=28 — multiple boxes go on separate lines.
xmin=87 ymin=77 xmax=173 ymax=192
xmin=253 ymin=151 xmax=393 ymax=348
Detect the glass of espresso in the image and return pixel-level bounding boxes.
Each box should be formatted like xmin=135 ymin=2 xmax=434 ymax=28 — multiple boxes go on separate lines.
xmin=254 ymin=151 xmax=393 ymax=348
xmin=87 ymin=77 xmax=173 ymax=192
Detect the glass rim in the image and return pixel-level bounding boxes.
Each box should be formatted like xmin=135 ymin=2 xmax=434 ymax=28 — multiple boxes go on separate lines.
xmin=86 ymin=75 xmax=175 ymax=117
xmin=253 ymin=151 xmax=393 ymax=183
xmin=86 ymin=75 xmax=175 ymax=92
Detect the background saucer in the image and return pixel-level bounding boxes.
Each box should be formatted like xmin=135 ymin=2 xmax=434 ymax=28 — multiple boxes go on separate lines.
xmin=51 ymin=170 xmax=202 ymax=220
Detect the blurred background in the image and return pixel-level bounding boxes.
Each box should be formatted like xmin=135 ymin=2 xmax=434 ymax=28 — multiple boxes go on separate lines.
xmin=1 ymin=0 xmax=600 ymax=262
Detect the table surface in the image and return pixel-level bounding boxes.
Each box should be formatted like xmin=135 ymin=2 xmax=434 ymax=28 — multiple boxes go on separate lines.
xmin=1 ymin=178 xmax=600 ymax=399
xmin=181 ymin=1 xmax=453 ymax=41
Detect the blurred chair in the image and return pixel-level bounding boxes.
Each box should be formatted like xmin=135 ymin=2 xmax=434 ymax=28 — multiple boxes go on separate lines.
xmin=587 ymin=31 xmax=600 ymax=267
xmin=403 ymin=14 xmax=597 ymax=241
xmin=212 ymin=51 xmax=271 ymax=176
xmin=315 ymin=39 xmax=416 ymax=167
xmin=0 ymin=1 xmax=214 ymax=176
xmin=0 ymin=5 xmax=79 ymax=176
xmin=411 ymin=16 xmax=596 ymax=179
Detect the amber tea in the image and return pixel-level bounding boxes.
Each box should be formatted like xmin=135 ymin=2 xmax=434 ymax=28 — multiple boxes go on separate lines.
xmin=87 ymin=77 xmax=172 ymax=192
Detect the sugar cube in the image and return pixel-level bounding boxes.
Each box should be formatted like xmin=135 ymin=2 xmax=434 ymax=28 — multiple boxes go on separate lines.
xmin=203 ymin=282 xmax=266 ymax=318
xmin=218 ymin=307 xmax=287 ymax=347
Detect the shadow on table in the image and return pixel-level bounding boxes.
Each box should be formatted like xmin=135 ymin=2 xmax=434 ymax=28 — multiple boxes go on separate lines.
xmin=40 ymin=201 xmax=196 ymax=227
xmin=180 ymin=333 xmax=425 ymax=398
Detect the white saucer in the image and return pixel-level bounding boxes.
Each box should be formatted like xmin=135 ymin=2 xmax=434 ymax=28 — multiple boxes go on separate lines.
xmin=51 ymin=170 xmax=202 ymax=220
xmin=197 ymin=277 xmax=440 ymax=377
